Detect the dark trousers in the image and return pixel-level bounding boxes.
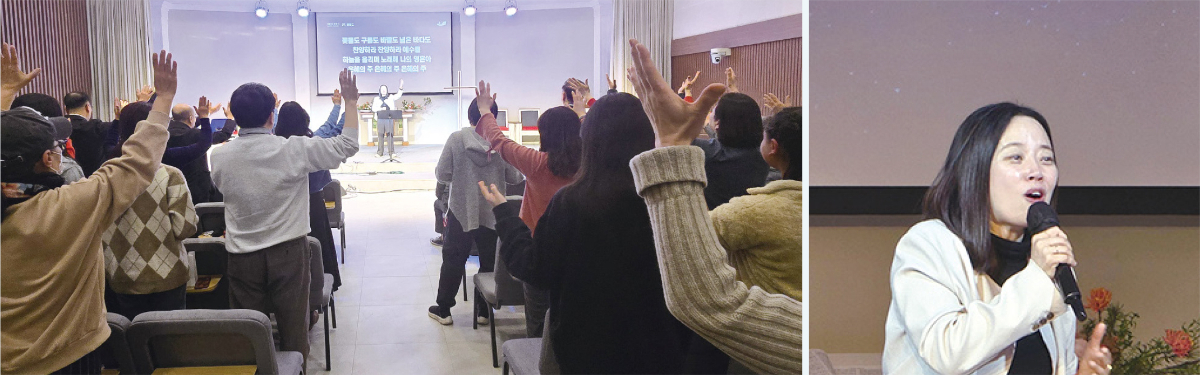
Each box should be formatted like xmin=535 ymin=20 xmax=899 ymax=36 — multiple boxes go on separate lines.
xmin=228 ymin=237 xmax=310 ymax=362
xmin=435 ymin=210 xmax=495 ymax=309
xmin=51 ymin=347 xmax=102 ymax=375
xmin=434 ymin=182 xmax=448 ymax=234
xmin=523 ymin=283 xmax=551 ymax=337
xmin=309 ymin=191 xmax=341 ymax=290
xmin=104 ymin=283 xmax=187 ymax=321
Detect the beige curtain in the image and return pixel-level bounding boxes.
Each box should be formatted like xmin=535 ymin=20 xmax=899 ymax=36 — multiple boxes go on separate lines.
xmin=87 ymin=0 xmax=152 ymax=121
xmin=611 ymin=0 xmax=672 ymax=95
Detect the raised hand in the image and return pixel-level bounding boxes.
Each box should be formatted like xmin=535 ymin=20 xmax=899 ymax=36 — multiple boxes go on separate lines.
xmin=332 ymin=89 xmax=342 ymax=106
xmin=725 ymin=67 xmax=738 ymax=93
xmin=763 ymin=93 xmax=793 ymax=116
xmin=136 ymin=85 xmax=155 ymax=102
xmin=606 ymin=73 xmax=617 ymax=91
xmin=222 ymin=105 xmax=235 ymax=120
xmin=567 ymin=78 xmax=592 ymax=116
xmin=398 ymin=79 xmax=404 ymax=90
xmin=478 ymin=181 xmax=507 ymax=208
xmin=678 ymin=71 xmax=700 ymax=94
xmin=338 ymin=68 xmax=359 ymax=103
xmin=194 ymin=96 xmax=215 ymax=118
xmin=1077 ymin=324 xmax=1114 ymax=375
xmin=273 ymin=92 xmax=281 ymax=109
xmin=626 ymin=39 xmax=725 ymax=147
xmin=1 ymin=42 xmax=42 ymax=109
xmin=475 ymin=80 xmax=496 ymax=116
xmin=151 ymin=50 xmax=178 ymax=97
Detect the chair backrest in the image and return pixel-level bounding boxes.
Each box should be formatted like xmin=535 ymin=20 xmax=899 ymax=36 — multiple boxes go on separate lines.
xmin=493 ymin=197 xmax=527 ymax=306
xmin=307 ymin=236 xmax=324 ymax=311
xmin=194 ymin=202 xmax=225 ymax=237
xmin=103 ymin=313 xmax=137 ymax=375
xmin=539 ymin=308 xmax=560 ymax=374
xmin=127 ymin=309 xmax=284 ymax=374
xmin=322 ymin=180 xmax=343 ymax=220
xmin=182 ymin=238 xmax=230 ymax=310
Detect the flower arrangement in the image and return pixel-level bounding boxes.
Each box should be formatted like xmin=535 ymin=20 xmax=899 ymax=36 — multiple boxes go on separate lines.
xmin=400 ymin=98 xmax=433 ymax=112
xmin=1078 ymin=287 xmax=1200 ymax=374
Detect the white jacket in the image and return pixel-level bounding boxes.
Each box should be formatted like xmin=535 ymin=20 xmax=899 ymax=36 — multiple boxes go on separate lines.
xmin=883 ymin=219 xmax=1078 ymax=375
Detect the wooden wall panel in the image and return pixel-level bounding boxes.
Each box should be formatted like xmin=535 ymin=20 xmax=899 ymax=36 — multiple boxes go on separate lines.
xmin=671 ymin=37 xmax=801 ymax=112
xmin=1 ymin=0 xmax=92 ymax=112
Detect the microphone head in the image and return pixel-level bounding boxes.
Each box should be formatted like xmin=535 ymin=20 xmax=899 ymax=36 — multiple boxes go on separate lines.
xmin=1026 ymin=201 xmax=1059 ymax=235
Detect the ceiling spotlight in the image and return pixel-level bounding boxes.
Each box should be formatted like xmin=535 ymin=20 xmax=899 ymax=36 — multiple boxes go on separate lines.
xmin=464 ymin=1 xmax=476 ymax=16
xmin=296 ymin=0 xmax=310 ymax=17
xmin=504 ymin=1 xmax=518 ymax=16
xmin=254 ymin=0 xmax=269 ymax=18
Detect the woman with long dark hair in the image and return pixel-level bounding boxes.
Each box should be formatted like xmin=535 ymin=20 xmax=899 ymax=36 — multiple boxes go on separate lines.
xmin=881 ymin=102 xmax=1113 ymax=374
xmin=471 ymin=81 xmax=582 ymax=333
xmin=478 ymin=85 xmax=695 ymax=373
xmin=274 ymin=97 xmax=346 ymax=295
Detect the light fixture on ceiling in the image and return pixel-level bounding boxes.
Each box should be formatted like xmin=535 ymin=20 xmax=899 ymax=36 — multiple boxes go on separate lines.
xmin=504 ymin=0 xmax=518 ymax=16
xmin=254 ymin=0 xmax=269 ymax=18
xmin=463 ymin=1 xmax=477 ymax=16
xmin=296 ymin=0 xmax=310 ymax=17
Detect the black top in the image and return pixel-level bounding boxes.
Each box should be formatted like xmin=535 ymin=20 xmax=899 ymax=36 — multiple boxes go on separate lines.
xmin=492 ymin=191 xmax=694 ymax=374
xmin=992 ymin=234 xmax=1053 ymax=375
xmin=691 ymin=138 xmax=770 ymax=210
xmin=167 ymin=120 xmax=213 ymax=204
xmin=66 ymin=115 xmax=114 ymax=177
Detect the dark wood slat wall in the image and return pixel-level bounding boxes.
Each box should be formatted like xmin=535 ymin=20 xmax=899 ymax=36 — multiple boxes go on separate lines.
xmin=670 ymin=37 xmax=801 ymax=112
xmin=1 ymin=0 xmax=92 ymax=112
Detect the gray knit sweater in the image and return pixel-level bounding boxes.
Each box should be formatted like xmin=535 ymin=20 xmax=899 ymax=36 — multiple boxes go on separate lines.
xmin=630 ymin=146 xmax=803 ymax=374
xmin=436 ymin=127 xmax=523 ymax=231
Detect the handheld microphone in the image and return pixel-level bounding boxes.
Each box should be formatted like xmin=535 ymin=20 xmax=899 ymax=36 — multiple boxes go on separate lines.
xmin=1026 ymin=201 xmax=1087 ymax=321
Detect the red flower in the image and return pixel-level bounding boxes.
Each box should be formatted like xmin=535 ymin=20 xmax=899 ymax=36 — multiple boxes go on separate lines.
xmin=1165 ymin=329 xmax=1193 ymax=358
xmin=1085 ymin=288 xmax=1112 ymax=312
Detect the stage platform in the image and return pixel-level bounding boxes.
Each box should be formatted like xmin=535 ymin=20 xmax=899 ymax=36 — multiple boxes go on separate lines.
xmin=330 ymin=143 xmax=443 ymax=194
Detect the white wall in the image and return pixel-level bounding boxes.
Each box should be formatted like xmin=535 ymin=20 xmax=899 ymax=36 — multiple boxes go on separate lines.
xmin=150 ymin=0 xmax=604 ymax=144
xmin=476 ymin=8 xmax=595 ymax=117
xmin=672 ymin=0 xmax=803 ymax=39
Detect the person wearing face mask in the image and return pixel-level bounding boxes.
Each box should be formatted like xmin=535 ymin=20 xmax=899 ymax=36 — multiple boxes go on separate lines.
xmin=882 ymin=102 xmax=1114 ymax=375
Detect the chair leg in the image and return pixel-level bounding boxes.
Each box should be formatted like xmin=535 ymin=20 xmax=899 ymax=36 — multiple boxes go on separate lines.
xmin=490 ymin=306 xmax=498 ymax=368
xmin=330 ymin=295 xmax=337 ymax=329
xmin=503 ymin=361 xmax=510 ymax=375
xmin=472 ymin=291 xmax=479 ymax=330
xmin=339 ymin=224 xmax=346 ymax=263
xmin=462 ymin=273 xmax=468 ymax=301
xmin=323 ymin=305 xmax=331 ymax=371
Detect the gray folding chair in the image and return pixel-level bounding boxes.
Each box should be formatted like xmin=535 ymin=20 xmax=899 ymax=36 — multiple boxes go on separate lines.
xmin=126 ymin=309 xmax=304 ymax=374
xmin=502 ymin=309 xmax=556 ymax=375
xmin=182 ymin=237 xmax=230 ymax=310
xmin=322 ymin=180 xmax=346 ymax=263
xmin=473 ymin=236 xmax=528 ymax=368
xmin=102 ymin=313 xmax=136 ymax=375
xmin=193 ymin=202 xmax=225 ymax=237
xmin=306 ymin=236 xmax=337 ymax=371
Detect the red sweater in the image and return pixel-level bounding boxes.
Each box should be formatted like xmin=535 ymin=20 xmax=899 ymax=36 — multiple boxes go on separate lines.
xmin=475 ymin=113 xmax=574 ymax=234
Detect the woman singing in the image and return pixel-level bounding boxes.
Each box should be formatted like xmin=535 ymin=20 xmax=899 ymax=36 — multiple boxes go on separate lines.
xmin=883 ymin=103 xmax=1113 ymax=374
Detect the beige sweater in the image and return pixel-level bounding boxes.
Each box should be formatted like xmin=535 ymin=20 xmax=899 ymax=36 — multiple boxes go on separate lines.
xmin=630 ymin=146 xmax=803 ymax=374
xmin=1 ymin=111 xmax=169 ymax=374
xmin=103 ymin=165 xmax=197 ymax=295
xmin=711 ymin=179 xmax=803 ymax=300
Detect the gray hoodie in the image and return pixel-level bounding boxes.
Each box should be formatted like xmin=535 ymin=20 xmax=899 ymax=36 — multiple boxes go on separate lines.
xmin=436 ymin=127 xmax=523 ymax=231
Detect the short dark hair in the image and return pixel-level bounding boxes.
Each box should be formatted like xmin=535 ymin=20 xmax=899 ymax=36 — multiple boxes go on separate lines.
xmin=922 ymin=102 xmax=1053 ymax=276
xmin=537 ymin=106 xmax=582 ymax=178
xmin=713 ymin=93 xmax=763 ymax=148
xmin=229 ymin=83 xmax=275 ymax=128
xmin=12 ymin=93 xmax=63 ymax=117
xmin=62 ymin=92 xmax=90 ymax=111
xmin=275 ymin=101 xmax=312 ymax=138
xmin=467 ymin=98 xmax=498 ymax=126
xmin=765 ymin=107 xmax=801 ymax=181
xmin=562 ymin=80 xmax=574 ymax=105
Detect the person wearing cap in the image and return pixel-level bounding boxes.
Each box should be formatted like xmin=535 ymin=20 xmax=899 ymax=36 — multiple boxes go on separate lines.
xmin=10 ymin=93 xmax=87 ymax=183
xmin=1 ymin=43 xmax=180 ymax=375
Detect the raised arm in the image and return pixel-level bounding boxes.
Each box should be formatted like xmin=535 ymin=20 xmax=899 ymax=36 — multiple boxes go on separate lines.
xmin=481 ymin=182 xmax=564 ymax=289
xmin=315 ymin=89 xmax=346 ymax=138
xmin=0 ymin=43 xmax=42 ymax=110
xmin=626 ymin=39 xmax=801 ymax=374
xmin=296 ymin=70 xmax=359 ymax=172
xmin=472 ymin=80 xmax=547 ymax=175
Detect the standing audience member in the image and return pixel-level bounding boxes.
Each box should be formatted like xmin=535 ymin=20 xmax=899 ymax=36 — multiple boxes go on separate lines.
xmin=274 ymin=90 xmax=348 ymax=294
xmin=167 ymin=102 xmax=216 ymax=203
xmin=10 ymin=94 xmax=86 ymax=183
xmin=210 ymin=69 xmax=360 ymax=362
xmin=693 ymin=91 xmax=770 ymax=209
xmin=428 ymin=96 xmax=523 ymax=325
xmin=102 ymin=100 xmax=201 ymax=320
xmin=625 ymin=39 xmax=803 ymax=374
xmin=431 ymin=181 xmax=448 ymax=246
xmin=479 ymin=90 xmax=695 ymax=374
xmin=47 ymin=117 xmax=85 ymax=183
xmin=472 ymin=80 xmax=582 ymax=337
xmin=63 ymin=91 xmax=116 ymax=176
xmin=2 ymin=44 xmax=179 ymax=375
xmin=710 ymin=106 xmax=803 ymax=301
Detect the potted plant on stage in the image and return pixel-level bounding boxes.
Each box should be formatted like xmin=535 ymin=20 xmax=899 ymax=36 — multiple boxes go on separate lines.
xmin=397 ymin=98 xmax=432 ymax=146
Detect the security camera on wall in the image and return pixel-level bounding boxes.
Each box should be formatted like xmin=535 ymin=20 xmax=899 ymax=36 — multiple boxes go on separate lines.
xmin=710 ymin=48 xmax=731 ymax=64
